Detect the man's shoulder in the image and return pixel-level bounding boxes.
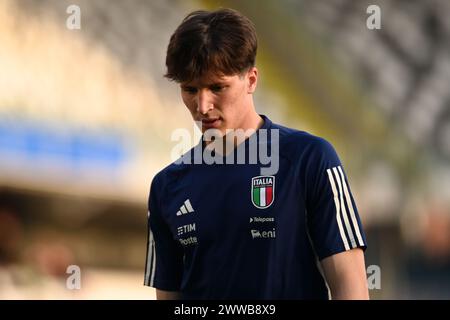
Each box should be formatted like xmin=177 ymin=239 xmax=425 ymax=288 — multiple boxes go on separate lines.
xmin=271 ymin=120 xmax=335 ymax=157
xmin=151 ymin=153 xmax=194 ymax=189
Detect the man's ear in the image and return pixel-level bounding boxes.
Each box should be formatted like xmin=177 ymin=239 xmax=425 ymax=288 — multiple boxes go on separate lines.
xmin=247 ymin=67 xmax=258 ymax=94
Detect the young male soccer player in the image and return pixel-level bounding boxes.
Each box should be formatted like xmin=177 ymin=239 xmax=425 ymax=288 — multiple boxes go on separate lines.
xmin=144 ymin=8 xmax=369 ymax=300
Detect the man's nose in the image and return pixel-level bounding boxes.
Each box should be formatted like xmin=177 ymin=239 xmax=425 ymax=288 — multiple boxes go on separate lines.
xmin=196 ymin=90 xmax=213 ymax=114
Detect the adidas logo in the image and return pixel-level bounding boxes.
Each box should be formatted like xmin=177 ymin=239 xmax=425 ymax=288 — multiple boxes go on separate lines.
xmin=176 ymin=199 xmax=194 ymax=216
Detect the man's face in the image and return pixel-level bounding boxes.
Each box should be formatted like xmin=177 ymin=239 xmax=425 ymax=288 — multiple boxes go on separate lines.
xmin=180 ymin=68 xmax=257 ymax=134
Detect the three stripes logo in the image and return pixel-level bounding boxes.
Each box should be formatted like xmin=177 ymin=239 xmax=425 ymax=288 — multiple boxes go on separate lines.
xmin=251 ymin=176 xmax=275 ymax=209
xmin=326 ymin=166 xmax=365 ymax=251
xmin=176 ymin=199 xmax=194 ymax=216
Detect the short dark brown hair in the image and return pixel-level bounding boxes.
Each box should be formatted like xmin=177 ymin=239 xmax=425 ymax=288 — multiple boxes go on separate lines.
xmin=165 ymin=8 xmax=257 ymax=83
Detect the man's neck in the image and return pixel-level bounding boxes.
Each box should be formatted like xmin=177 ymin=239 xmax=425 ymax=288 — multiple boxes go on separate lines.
xmin=205 ymin=110 xmax=263 ymax=155
xmin=244 ymin=110 xmax=264 ymax=132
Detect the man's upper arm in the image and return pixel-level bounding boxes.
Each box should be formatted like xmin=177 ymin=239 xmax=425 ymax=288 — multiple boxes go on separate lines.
xmin=304 ymin=137 xmax=367 ymax=260
xmin=321 ymin=248 xmax=369 ymax=300
xmin=144 ymin=173 xmax=184 ymax=291
xmin=302 ymin=137 xmax=369 ymax=299
xmin=156 ymin=289 xmax=182 ymax=300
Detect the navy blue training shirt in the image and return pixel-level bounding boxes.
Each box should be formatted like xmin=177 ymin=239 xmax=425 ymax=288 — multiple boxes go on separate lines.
xmin=144 ymin=115 xmax=367 ymax=299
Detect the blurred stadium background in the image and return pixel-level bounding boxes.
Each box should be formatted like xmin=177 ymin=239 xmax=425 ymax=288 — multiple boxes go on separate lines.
xmin=1 ymin=0 xmax=450 ymax=299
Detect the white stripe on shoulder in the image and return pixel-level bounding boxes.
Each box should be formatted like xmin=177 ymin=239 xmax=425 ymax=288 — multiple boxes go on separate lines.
xmin=327 ymin=168 xmax=350 ymax=251
xmin=332 ymin=167 xmax=357 ymax=248
xmin=145 ymin=227 xmax=156 ymax=286
xmin=150 ymin=234 xmax=156 ymax=286
xmin=337 ymin=166 xmax=365 ymax=246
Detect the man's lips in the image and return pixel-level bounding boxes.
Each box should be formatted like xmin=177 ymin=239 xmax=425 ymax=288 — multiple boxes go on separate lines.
xmin=201 ymin=118 xmax=221 ymax=129
xmin=202 ymin=118 xmax=219 ymax=123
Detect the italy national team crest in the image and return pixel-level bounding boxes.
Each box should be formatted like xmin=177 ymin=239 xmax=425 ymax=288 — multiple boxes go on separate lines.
xmin=251 ymin=176 xmax=275 ymax=209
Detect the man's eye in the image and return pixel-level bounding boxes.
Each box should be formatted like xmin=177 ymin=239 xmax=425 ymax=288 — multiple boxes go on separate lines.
xmin=183 ymin=87 xmax=197 ymax=94
xmin=210 ymin=85 xmax=224 ymax=92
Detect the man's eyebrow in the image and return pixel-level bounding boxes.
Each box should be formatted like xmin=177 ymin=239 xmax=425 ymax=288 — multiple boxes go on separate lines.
xmin=181 ymin=81 xmax=228 ymax=88
xmin=209 ymin=81 xmax=227 ymax=86
xmin=208 ymin=77 xmax=231 ymax=84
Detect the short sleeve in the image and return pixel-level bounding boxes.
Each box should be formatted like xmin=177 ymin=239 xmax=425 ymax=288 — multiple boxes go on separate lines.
xmin=143 ymin=174 xmax=184 ymax=291
xmin=304 ymin=138 xmax=367 ymax=261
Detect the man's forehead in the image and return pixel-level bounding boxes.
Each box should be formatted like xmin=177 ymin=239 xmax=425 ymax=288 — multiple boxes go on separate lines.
xmin=181 ymin=73 xmax=238 ymax=86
